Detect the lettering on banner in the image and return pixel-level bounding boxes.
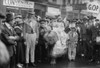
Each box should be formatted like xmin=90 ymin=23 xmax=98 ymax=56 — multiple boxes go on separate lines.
xmin=87 ymin=2 xmax=100 ymax=13
xmin=3 ymin=0 xmax=34 ymax=8
xmin=88 ymin=4 xmax=99 ymax=11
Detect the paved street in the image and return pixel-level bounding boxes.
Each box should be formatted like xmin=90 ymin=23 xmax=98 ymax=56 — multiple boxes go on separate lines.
xmin=27 ymin=58 xmax=100 ymax=68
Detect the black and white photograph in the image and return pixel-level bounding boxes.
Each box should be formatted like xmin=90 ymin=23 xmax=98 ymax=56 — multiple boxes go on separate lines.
xmin=0 ymin=0 xmax=100 ymax=68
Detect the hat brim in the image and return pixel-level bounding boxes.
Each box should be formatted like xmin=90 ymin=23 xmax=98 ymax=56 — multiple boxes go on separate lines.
xmin=95 ymin=19 xmax=99 ymax=21
xmin=0 ymin=13 xmax=5 ymax=19
xmin=39 ymin=19 xmax=46 ymax=23
xmin=15 ymin=16 xmax=22 ymax=19
xmin=28 ymin=12 xmax=35 ymax=15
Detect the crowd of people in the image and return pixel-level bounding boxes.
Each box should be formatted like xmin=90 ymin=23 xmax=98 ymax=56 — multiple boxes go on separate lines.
xmin=0 ymin=10 xmax=100 ymax=68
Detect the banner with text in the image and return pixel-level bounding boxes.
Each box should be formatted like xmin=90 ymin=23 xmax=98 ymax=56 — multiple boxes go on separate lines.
xmin=87 ymin=1 xmax=100 ymax=14
xmin=47 ymin=7 xmax=61 ymax=16
xmin=3 ymin=0 xmax=34 ymax=8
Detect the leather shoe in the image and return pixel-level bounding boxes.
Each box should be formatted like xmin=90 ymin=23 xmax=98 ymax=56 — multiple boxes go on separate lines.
xmin=31 ymin=63 xmax=36 ymax=67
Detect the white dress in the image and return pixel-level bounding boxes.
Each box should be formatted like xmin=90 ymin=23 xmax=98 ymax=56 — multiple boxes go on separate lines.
xmin=51 ymin=22 xmax=69 ymax=57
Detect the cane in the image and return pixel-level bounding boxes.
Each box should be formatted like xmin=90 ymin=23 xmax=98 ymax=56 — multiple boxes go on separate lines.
xmin=13 ymin=42 xmax=17 ymax=68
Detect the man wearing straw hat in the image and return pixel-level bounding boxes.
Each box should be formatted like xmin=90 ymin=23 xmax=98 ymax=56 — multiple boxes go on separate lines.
xmin=68 ymin=22 xmax=78 ymax=61
xmin=24 ymin=11 xmax=39 ymax=68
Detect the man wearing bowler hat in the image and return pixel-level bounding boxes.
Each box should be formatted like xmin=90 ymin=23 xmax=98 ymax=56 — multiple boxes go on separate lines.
xmin=1 ymin=13 xmax=19 ymax=68
xmin=0 ymin=12 xmax=10 ymax=68
xmin=24 ymin=11 xmax=39 ymax=68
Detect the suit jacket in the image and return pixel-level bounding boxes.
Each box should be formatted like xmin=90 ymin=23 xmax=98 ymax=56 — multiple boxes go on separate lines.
xmin=1 ymin=23 xmax=16 ymax=57
xmin=91 ymin=25 xmax=100 ymax=41
xmin=14 ymin=25 xmax=25 ymax=42
xmin=23 ymin=18 xmax=39 ymax=39
xmin=68 ymin=31 xmax=78 ymax=48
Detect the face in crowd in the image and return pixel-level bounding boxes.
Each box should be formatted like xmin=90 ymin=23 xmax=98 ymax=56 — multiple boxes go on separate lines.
xmin=15 ymin=15 xmax=23 ymax=24
xmin=6 ymin=13 xmax=15 ymax=26
xmin=95 ymin=19 xmax=100 ymax=26
xmin=71 ymin=27 xmax=76 ymax=32
xmin=27 ymin=12 xmax=36 ymax=19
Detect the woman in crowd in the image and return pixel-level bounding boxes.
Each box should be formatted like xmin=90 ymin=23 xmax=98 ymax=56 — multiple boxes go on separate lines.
xmin=14 ymin=14 xmax=25 ymax=68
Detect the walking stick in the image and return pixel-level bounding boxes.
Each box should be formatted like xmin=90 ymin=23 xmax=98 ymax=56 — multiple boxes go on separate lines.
xmin=13 ymin=42 xmax=17 ymax=68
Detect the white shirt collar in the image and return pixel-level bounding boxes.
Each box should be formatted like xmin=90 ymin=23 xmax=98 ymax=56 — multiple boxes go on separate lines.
xmin=5 ymin=22 xmax=12 ymax=30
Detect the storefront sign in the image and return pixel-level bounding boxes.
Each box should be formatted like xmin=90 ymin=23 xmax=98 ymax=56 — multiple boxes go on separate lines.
xmin=47 ymin=7 xmax=61 ymax=15
xmin=73 ymin=4 xmax=87 ymax=10
xmin=3 ymin=0 xmax=34 ymax=8
xmin=66 ymin=6 xmax=73 ymax=12
xmin=87 ymin=1 xmax=100 ymax=13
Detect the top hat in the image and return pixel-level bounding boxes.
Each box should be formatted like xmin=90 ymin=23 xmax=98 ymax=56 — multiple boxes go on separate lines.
xmin=15 ymin=14 xmax=22 ymax=19
xmin=95 ymin=19 xmax=99 ymax=21
xmin=6 ymin=13 xmax=14 ymax=22
xmin=39 ymin=19 xmax=46 ymax=23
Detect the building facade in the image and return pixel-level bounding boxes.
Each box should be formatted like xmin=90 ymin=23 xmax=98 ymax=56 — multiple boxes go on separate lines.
xmin=47 ymin=0 xmax=63 ymax=17
xmin=0 ymin=0 xmax=6 ymax=15
xmin=2 ymin=0 xmax=35 ymax=19
xmin=48 ymin=0 xmax=63 ymax=5
xmin=65 ymin=0 xmax=87 ymax=19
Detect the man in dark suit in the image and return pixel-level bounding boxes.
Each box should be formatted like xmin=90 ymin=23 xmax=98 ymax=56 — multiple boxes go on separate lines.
xmin=91 ymin=19 xmax=100 ymax=63
xmin=1 ymin=13 xmax=19 ymax=68
xmin=0 ymin=12 xmax=10 ymax=68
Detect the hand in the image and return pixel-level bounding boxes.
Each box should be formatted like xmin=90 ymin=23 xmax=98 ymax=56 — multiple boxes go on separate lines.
xmin=9 ymin=36 xmax=19 ymax=40
xmin=89 ymin=41 xmax=92 ymax=43
xmin=14 ymin=42 xmax=17 ymax=46
xmin=80 ymin=39 xmax=82 ymax=41
xmin=24 ymin=42 xmax=27 ymax=45
xmin=9 ymin=36 xmax=16 ymax=40
xmin=35 ymin=40 xmax=38 ymax=44
xmin=14 ymin=36 xmax=19 ymax=40
xmin=21 ymin=33 xmax=23 ymax=36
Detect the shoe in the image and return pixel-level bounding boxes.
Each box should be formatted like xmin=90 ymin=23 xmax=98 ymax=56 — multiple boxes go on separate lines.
xmin=17 ymin=63 xmax=23 ymax=68
xmin=50 ymin=59 xmax=56 ymax=65
xmin=38 ymin=60 xmax=41 ymax=63
xmin=31 ymin=63 xmax=36 ymax=67
xmin=72 ymin=59 xmax=75 ymax=61
xmin=89 ymin=59 xmax=94 ymax=62
xmin=96 ymin=61 xmax=100 ymax=64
